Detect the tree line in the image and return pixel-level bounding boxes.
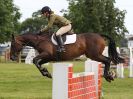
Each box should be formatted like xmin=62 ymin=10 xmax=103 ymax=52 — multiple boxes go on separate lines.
xmin=0 ymin=0 xmax=128 ymax=44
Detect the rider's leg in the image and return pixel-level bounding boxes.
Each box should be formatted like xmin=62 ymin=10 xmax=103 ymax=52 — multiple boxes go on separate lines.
xmin=56 ymin=24 xmax=72 ymax=52
xmin=56 ymin=24 xmax=72 ymax=35
xmin=56 ymin=35 xmax=65 ymax=52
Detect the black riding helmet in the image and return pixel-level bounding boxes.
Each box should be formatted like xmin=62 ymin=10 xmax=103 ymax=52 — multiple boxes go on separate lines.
xmin=41 ymin=6 xmax=51 ymax=14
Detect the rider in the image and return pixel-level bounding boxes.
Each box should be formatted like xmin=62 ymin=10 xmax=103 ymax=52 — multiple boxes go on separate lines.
xmin=40 ymin=6 xmax=72 ymax=52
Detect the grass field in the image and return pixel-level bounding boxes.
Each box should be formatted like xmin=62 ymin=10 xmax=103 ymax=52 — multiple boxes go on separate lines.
xmin=0 ymin=61 xmax=133 ymax=99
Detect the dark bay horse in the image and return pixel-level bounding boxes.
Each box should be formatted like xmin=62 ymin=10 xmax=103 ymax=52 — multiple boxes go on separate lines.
xmin=10 ymin=33 xmax=124 ymax=82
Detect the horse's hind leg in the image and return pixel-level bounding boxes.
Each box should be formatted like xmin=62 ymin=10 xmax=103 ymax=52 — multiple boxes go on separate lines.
xmin=101 ymin=56 xmax=115 ymax=82
xmin=33 ymin=52 xmax=52 ymax=78
xmin=86 ymin=54 xmax=114 ymax=82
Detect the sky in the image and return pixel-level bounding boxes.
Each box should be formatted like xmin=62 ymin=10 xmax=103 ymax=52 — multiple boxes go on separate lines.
xmin=13 ymin=0 xmax=133 ymax=34
xmin=13 ymin=0 xmax=69 ymax=21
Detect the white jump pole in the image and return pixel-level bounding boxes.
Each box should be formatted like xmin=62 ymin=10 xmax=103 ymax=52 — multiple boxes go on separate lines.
xmin=52 ymin=63 xmax=72 ymax=99
xmin=129 ymin=47 xmax=133 ymax=77
xmin=52 ymin=61 xmax=102 ymax=99
xmin=116 ymin=47 xmax=124 ymax=78
xmin=25 ymin=49 xmax=36 ymax=64
xmin=117 ymin=63 xmax=124 ymax=78
xmin=85 ymin=59 xmax=101 ymax=97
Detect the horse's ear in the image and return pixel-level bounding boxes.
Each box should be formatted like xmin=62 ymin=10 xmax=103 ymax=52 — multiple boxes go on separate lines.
xmin=11 ymin=34 xmax=15 ymax=41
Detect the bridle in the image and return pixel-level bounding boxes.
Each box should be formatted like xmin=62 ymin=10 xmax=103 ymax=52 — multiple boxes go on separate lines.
xmin=11 ymin=39 xmax=30 ymax=56
xmin=11 ymin=34 xmax=51 ymax=57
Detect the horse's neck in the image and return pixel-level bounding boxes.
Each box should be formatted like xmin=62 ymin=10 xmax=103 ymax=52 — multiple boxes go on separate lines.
xmin=21 ymin=35 xmax=38 ymax=48
xmin=22 ymin=35 xmax=49 ymax=49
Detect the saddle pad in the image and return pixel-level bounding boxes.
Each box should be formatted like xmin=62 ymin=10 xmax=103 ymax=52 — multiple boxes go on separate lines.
xmin=51 ymin=34 xmax=76 ymax=45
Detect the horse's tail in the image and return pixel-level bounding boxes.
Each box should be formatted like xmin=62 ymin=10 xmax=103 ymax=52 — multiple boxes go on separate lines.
xmin=100 ymin=34 xmax=124 ymax=64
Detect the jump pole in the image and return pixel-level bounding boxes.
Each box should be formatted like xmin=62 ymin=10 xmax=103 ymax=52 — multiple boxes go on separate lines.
xmin=52 ymin=60 xmax=102 ymax=99
xmin=116 ymin=63 xmax=124 ymax=78
xmin=129 ymin=47 xmax=133 ymax=77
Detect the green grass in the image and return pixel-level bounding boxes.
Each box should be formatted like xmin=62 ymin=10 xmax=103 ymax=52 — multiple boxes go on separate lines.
xmin=102 ymin=67 xmax=133 ymax=99
xmin=0 ymin=56 xmax=6 ymax=63
xmin=0 ymin=61 xmax=133 ymax=99
xmin=0 ymin=62 xmax=52 ymax=99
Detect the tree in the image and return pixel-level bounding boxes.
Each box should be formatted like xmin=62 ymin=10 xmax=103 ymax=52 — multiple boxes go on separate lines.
xmin=19 ymin=10 xmax=47 ymax=34
xmin=65 ymin=0 xmax=128 ymax=43
xmin=19 ymin=10 xmax=57 ymax=34
xmin=20 ymin=17 xmax=46 ymax=34
xmin=0 ymin=0 xmax=21 ymax=43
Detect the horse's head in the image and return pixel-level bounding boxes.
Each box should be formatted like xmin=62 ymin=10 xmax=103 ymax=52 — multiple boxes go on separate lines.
xmin=10 ymin=34 xmax=24 ymax=61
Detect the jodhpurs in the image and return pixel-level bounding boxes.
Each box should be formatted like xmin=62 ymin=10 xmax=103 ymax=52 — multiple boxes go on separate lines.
xmin=56 ymin=24 xmax=72 ymax=36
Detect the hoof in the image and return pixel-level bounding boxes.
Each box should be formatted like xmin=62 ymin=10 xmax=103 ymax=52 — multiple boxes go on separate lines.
xmin=40 ymin=68 xmax=52 ymax=79
xmin=42 ymin=72 xmax=52 ymax=79
xmin=46 ymin=73 xmax=52 ymax=78
xmin=104 ymin=71 xmax=115 ymax=82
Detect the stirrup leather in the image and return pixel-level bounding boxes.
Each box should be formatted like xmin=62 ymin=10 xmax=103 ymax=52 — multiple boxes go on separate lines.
xmin=56 ymin=35 xmax=66 ymax=52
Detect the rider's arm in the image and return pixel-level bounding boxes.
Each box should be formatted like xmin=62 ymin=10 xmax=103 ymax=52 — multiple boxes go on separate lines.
xmin=41 ymin=15 xmax=56 ymax=32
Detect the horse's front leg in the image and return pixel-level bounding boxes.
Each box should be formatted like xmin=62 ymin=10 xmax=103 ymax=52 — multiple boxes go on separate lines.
xmin=33 ymin=52 xmax=52 ymax=78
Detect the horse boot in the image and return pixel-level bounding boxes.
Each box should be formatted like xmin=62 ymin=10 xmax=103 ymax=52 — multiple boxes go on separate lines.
xmin=56 ymin=35 xmax=66 ymax=52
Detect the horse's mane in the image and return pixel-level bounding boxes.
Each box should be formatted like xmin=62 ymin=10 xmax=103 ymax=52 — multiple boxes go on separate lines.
xmin=20 ymin=32 xmax=53 ymax=37
xmin=17 ymin=32 xmax=54 ymax=43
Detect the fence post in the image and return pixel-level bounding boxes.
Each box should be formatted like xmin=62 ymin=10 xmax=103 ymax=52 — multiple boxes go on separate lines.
xmin=52 ymin=60 xmax=102 ymax=99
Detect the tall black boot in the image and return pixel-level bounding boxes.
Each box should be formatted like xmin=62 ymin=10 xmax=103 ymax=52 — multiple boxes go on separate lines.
xmin=56 ymin=35 xmax=66 ymax=52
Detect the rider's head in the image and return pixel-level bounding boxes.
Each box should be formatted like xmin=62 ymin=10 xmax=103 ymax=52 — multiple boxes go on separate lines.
xmin=41 ymin=6 xmax=51 ymax=17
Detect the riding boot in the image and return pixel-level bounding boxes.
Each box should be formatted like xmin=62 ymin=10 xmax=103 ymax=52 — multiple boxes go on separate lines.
xmin=56 ymin=35 xmax=66 ymax=52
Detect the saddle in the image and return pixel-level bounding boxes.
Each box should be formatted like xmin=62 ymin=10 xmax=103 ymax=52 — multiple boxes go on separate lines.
xmin=51 ymin=33 xmax=76 ymax=45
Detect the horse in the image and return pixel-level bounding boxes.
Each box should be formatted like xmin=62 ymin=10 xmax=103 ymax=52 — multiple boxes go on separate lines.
xmin=10 ymin=32 xmax=124 ymax=82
